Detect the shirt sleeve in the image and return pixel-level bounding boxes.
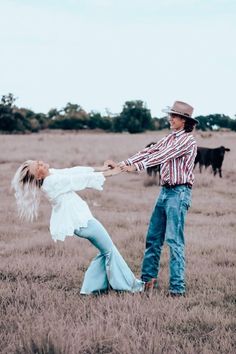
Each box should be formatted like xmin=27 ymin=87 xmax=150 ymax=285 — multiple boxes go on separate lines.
xmin=121 ymin=136 xmax=167 ymax=166
xmin=133 ymin=135 xmax=196 ymax=171
xmin=43 ymin=172 xmax=105 ymax=199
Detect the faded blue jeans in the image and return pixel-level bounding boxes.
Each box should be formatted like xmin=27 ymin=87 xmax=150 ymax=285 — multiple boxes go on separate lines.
xmin=74 ymin=218 xmax=144 ymax=294
xmin=141 ymin=185 xmax=192 ymax=294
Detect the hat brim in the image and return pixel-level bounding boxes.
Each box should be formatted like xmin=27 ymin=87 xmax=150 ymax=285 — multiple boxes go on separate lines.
xmin=162 ymin=107 xmax=199 ymax=124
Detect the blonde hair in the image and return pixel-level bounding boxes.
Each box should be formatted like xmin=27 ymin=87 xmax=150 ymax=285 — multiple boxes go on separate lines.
xmin=11 ymin=160 xmax=43 ymax=222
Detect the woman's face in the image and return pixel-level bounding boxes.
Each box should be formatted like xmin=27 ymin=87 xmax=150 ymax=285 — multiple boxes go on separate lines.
xmin=29 ymin=160 xmax=50 ymax=180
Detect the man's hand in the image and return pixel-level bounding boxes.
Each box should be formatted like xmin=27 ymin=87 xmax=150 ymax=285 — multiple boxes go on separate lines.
xmin=103 ymin=166 xmax=122 ymax=177
xmin=120 ymin=164 xmax=137 ymax=172
xmin=103 ymin=160 xmax=117 ymax=169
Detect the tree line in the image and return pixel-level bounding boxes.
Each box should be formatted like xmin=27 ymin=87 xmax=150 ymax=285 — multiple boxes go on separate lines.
xmin=0 ymin=93 xmax=235 ymax=134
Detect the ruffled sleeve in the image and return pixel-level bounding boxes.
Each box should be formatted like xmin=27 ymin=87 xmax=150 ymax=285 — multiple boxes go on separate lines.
xmin=42 ymin=172 xmax=105 ymax=199
xmin=70 ymin=172 xmax=105 ymax=191
xmin=49 ymin=166 xmax=94 ymax=175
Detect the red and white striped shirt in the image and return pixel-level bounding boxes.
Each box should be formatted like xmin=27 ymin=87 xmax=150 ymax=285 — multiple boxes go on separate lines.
xmin=123 ymin=129 xmax=197 ymax=186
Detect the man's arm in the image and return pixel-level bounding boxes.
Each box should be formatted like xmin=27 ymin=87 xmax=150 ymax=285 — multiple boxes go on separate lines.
xmin=121 ymin=136 xmax=167 ymax=166
xmin=104 ymin=136 xmax=167 ymax=169
xmin=131 ymin=136 xmax=196 ymax=171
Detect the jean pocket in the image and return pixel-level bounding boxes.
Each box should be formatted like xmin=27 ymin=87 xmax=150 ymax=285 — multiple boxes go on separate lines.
xmin=180 ymin=190 xmax=192 ymax=210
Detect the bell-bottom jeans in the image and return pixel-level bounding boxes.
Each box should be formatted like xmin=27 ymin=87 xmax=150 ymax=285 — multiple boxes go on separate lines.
xmin=141 ymin=185 xmax=192 ymax=294
xmin=74 ymin=218 xmax=144 ymax=294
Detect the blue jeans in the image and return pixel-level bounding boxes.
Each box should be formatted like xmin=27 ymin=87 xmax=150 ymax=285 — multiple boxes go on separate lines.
xmin=141 ymin=185 xmax=192 ymax=293
xmin=74 ymin=218 xmax=144 ymax=294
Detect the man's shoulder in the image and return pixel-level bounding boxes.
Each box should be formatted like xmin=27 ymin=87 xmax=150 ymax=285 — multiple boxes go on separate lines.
xmin=190 ymin=133 xmax=197 ymax=142
xmin=185 ymin=132 xmax=197 ymax=142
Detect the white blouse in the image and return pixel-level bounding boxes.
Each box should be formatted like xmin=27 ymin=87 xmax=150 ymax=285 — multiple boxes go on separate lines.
xmin=41 ymin=166 xmax=105 ymax=242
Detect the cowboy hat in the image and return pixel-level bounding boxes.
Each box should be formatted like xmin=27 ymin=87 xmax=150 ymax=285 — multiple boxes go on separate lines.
xmin=162 ymin=101 xmax=199 ymax=124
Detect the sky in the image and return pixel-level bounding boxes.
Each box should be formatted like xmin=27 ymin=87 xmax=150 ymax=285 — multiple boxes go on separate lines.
xmin=0 ymin=0 xmax=235 ymax=118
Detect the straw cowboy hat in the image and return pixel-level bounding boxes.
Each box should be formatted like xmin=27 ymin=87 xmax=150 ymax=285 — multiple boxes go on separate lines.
xmin=162 ymin=101 xmax=199 ymax=124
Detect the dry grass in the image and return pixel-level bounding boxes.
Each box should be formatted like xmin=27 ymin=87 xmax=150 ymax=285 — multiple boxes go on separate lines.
xmin=0 ymin=130 xmax=235 ymax=354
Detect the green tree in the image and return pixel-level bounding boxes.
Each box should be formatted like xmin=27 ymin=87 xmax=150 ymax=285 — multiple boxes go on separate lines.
xmin=152 ymin=117 xmax=169 ymax=130
xmin=49 ymin=102 xmax=89 ymax=130
xmin=115 ymin=100 xmax=153 ymax=133
xmin=48 ymin=108 xmax=61 ymax=120
xmin=0 ymin=93 xmax=28 ymax=132
xmin=195 ymin=114 xmax=233 ymax=131
xmin=229 ymin=116 xmax=236 ymax=131
xmin=88 ymin=112 xmax=113 ymax=131
xmin=1 ymin=93 xmax=16 ymax=106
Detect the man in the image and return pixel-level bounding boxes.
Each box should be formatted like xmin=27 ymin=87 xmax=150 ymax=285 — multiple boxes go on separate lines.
xmin=105 ymin=101 xmax=198 ymax=297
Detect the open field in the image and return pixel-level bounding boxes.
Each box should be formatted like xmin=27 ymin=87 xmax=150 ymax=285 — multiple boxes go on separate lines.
xmin=0 ymin=130 xmax=236 ymax=354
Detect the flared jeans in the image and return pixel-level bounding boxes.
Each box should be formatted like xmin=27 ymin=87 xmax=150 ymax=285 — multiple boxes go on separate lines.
xmin=74 ymin=218 xmax=144 ymax=294
xmin=141 ymin=185 xmax=192 ymax=294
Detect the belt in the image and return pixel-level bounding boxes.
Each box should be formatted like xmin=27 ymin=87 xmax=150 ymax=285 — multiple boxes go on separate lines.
xmin=162 ymin=183 xmax=192 ymax=189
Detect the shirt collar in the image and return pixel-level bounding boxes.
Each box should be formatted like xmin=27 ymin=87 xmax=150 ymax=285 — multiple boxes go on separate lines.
xmin=172 ymin=129 xmax=186 ymax=137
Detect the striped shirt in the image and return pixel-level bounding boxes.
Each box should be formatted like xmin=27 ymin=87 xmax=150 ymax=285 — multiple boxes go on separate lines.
xmin=123 ymin=129 xmax=197 ymax=186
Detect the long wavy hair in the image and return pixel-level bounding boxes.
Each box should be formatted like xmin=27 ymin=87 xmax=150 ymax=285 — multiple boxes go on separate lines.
xmin=11 ymin=160 xmax=44 ymax=222
xmin=184 ymin=119 xmax=197 ymax=133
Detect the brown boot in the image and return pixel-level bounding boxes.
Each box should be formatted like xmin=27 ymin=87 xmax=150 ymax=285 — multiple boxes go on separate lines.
xmin=166 ymin=291 xmax=186 ymax=298
xmin=144 ymin=278 xmax=158 ymax=291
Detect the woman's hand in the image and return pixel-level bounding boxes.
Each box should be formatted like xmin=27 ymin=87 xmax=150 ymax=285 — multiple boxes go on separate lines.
xmin=103 ymin=166 xmax=122 ymax=177
xmin=120 ymin=164 xmax=137 ymax=172
xmin=103 ymin=160 xmax=117 ymax=169
xmin=94 ymin=165 xmax=111 ymax=172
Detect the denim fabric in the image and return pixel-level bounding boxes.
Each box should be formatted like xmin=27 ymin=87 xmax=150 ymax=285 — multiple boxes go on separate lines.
xmin=141 ymin=185 xmax=192 ymax=293
xmin=74 ymin=218 xmax=144 ymax=294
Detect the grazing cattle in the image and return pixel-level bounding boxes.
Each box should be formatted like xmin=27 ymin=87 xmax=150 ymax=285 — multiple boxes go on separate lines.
xmin=194 ymin=146 xmax=230 ymax=177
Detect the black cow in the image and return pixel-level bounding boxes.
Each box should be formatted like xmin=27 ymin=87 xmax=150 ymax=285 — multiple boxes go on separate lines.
xmin=194 ymin=146 xmax=230 ymax=177
xmin=144 ymin=142 xmax=160 ymax=185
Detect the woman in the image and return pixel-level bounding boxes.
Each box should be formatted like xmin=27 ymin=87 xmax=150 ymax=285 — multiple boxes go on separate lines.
xmin=12 ymin=160 xmax=144 ymax=295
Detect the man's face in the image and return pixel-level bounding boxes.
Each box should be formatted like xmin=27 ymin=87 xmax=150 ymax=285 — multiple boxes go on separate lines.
xmin=168 ymin=114 xmax=185 ymax=131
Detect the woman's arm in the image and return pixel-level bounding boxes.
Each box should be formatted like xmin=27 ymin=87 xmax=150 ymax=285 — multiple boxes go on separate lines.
xmin=43 ymin=167 xmax=122 ymax=199
xmin=43 ymin=172 xmax=106 ymax=197
xmin=94 ymin=166 xmax=111 ymax=172
xmin=50 ymin=166 xmax=94 ymax=174
xmin=103 ymin=166 xmax=122 ymax=177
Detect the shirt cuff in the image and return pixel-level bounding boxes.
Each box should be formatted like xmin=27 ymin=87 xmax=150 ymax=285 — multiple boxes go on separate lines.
xmin=123 ymin=159 xmax=132 ymax=166
xmin=134 ymin=161 xmax=146 ymax=171
xmin=92 ymin=172 xmax=106 ymax=191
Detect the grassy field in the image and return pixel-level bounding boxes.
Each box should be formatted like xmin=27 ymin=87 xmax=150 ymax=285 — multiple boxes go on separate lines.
xmin=0 ymin=130 xmax=235 ymax=354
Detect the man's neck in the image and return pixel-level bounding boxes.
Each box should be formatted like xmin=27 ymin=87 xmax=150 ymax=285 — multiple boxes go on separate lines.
xmin=172 ymin=128 xmax=185 ymax=133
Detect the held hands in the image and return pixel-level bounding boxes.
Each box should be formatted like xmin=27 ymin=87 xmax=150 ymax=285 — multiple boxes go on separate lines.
xmin=94 ymin=165 xmax=112 ymax=172
xmin=96 ymin=160 xmax=137 ymax=177
xmin=120 ymin=164 xmax=137 ymax=172
xmin=103 ymin=160 xmax=137 ymax=173
xmin=103 ymin=160 xmax=118 ymax=169
xmin=103 ymin=166 xmax=122 ymax=177
xmin=94 ymin=163 xmax=122 ymax=176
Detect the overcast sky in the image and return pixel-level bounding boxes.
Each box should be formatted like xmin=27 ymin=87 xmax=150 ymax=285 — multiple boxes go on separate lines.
xmin=0 ymin=0 xmax=235 ymax=118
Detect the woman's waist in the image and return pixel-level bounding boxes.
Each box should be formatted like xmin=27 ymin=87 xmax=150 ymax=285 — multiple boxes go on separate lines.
xmin=51 ymin=192 xmax=86 ymax=205
xmin=50 ymin=205 xmax=93 ymax=224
